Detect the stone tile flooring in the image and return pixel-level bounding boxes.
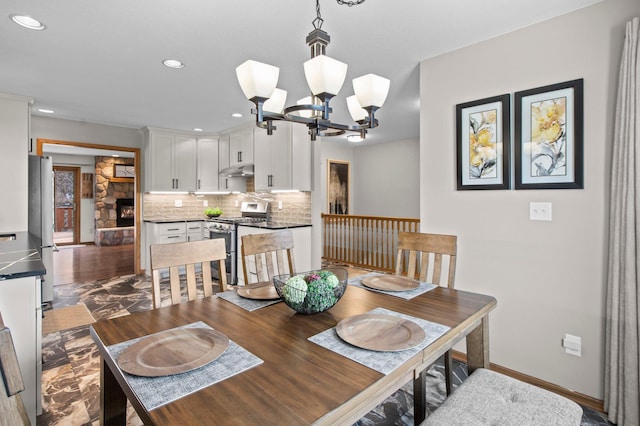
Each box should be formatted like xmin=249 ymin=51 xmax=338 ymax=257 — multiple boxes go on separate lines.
xmin=37 ymin=274 xmax=614 ymax=425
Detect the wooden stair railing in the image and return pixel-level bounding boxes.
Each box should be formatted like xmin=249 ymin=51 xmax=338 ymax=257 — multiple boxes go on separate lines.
xmin=321 ymin=214 xmax=420 ymax=273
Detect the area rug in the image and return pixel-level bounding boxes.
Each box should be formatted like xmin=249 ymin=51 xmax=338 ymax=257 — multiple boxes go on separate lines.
xmin=42 ymin=304 xmax=95 ymax=335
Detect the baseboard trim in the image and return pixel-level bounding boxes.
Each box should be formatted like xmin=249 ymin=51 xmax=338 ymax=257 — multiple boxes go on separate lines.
xmin=451 ymin=350 xmax=605 ymax=414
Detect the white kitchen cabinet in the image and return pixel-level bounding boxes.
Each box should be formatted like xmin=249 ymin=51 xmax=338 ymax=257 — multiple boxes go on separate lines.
xmin=196 ymin=137 xmax=219 ymax=192
xmin=254 ymin=122 xmax=311 ymax=192
xmin=186 ymin=221 xmax=203 ymax=241
xmin=236 ymin=225 xmax=312 ymax=286
xmin=229 ymin=127 xmax=254 ymax=166
xmin=144 ymin=128 xmax=197 ymax=192
xmin=0 ymin=276 xmax=42 ymax=425
xmin=218 ymin=134 xmax=246 ymax=193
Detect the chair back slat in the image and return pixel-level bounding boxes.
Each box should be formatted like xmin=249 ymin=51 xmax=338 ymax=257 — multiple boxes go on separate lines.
xmin=396 ymin=232 xmax=457 ymax=288
xmin=241 ymin=230 xmax=296 ymax=284
xmin=150 ymin=238 xmax=227 ymax=309
xmin=0 ymin=313 xmax=30 ymax=425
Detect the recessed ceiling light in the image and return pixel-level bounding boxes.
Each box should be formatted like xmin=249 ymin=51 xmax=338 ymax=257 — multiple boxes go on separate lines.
xmin=162 ymin=59 xmax=184 ymax=69
xmin=193 ymin=128 xmax=203 ymax=132
xmin=347 ymin=134 xmax=363 ymax=143
xmin=10 ymin=14 xmax=46 ymax=30
xmin=232 ymin=113 xmax=243 ymax=118
xmin=38 ymin=108 xmax=55 ymax=114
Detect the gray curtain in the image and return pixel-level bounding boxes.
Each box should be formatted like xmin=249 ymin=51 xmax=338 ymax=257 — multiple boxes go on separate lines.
xmin=605 ymin=16 xmax=640 ymax=426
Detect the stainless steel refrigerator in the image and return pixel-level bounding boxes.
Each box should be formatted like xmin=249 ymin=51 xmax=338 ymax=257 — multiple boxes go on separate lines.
xmin=28 ymin=155 xmax=55 ymax=303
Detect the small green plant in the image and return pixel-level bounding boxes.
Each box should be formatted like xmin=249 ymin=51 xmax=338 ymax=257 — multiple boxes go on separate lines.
xmin=205 ymin=207 xmax=223 ymax=216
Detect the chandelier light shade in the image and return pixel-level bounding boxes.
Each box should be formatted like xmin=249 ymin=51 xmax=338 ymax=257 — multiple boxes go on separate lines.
xmin=353 ymin=73 xmax=391 ymax=111
xmin=347 ymin=95 xmax=368 ymax=122
xmin=235 ymin=60 xmax=280 ymax=102
xmin=236 ymin=0 xmax=389 ymax=141
xmin=303 ymin=55 xmax=348 ymax=100
xmin=263 ymin=88 xmax=288 ymax=114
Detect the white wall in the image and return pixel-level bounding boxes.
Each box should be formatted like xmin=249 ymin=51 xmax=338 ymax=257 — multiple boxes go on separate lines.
xmin=0 ymin=94 xmax=31 ymax=233
xmin=352 ymin=138 xmax=419 ymax=217
xmin=420 ymin=0 xmax=639 ymax=399
xmin=31 ymin=116 xmax=143 ymax=150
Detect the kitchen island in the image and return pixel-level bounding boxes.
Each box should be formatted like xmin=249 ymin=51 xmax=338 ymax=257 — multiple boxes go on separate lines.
xmin=0 ymin=231 xmax=46 ymax=424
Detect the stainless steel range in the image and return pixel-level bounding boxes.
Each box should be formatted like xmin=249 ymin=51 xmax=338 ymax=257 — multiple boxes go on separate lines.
xmin=205 ymin=201 xmax=269 ymax=285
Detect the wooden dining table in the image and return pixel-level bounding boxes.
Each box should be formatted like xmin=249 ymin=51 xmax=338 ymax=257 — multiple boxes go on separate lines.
xmin=90 ymin=277 xmax=496 ymax=425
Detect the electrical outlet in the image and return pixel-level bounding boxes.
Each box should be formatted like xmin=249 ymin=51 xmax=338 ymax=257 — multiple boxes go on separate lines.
xmin=562 ymin=334 xmax=581 ymax=357
xmin=203 ymin=200 xmax=208 ymax=207
xmin=174 ymin=199 xmax=182 ymax=207
xmin=235 ymin=199 xmax=239 ymax=207
xmin=278 ymin=201 xmax=283 ymax=209
xmin=530 ymin=202 xmax=552 ymax=221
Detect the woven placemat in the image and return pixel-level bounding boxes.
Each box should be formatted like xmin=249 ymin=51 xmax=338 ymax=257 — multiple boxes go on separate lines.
xmin=217 ymin=290 xmax=281 ymax=311
xmin=348 ymin=272 xmax=437 ymax=300
xmin=107 ymin=321 xmax=263 ymax=411
xmin=308 ymin=308 xmax=449 ymax=375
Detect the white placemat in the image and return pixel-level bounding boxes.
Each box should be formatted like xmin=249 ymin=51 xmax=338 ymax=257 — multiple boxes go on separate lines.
xmin=106 ymin=321 xmax=263 ymax=411
xmin=217 ymin=289 xmax=282 ymax=311
xmin=348 ymin=272 xmax=437 ymax=299
xmin=308 ymin=308 xmax=450 ymax=375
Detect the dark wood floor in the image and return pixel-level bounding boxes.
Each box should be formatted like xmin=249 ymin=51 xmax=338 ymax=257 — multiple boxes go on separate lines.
xmin=53 ymin=244 xmax=135 ymax=285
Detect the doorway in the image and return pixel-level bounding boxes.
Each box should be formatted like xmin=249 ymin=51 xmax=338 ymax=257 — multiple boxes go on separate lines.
xmin=53 ymin=166 xmax=81 ymax=245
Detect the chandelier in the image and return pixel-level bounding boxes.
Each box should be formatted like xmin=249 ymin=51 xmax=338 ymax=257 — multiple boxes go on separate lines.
xmin=235 ymin=0 xmax=390 ymax=141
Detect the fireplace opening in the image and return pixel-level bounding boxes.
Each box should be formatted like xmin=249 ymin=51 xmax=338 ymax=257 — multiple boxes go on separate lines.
xmin=116 ymin=198 xmax=134 ymax=227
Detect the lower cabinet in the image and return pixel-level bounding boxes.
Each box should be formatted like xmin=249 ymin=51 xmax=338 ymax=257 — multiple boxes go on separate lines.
xmin=144 ymin=221 xmax=203 ymax=271
xmin=236 ymin=226 xmax=312 ymax=286
xmin=0 ymin=276 xmax=42 ymax=425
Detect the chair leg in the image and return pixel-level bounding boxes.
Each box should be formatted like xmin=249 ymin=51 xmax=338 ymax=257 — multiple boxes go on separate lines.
xmin=444 ymin=350 xmax=453 ymax=396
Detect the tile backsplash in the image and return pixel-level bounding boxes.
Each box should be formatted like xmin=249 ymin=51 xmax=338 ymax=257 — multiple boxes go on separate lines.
xmin=143 ymin=191 xmax=311 ymax=224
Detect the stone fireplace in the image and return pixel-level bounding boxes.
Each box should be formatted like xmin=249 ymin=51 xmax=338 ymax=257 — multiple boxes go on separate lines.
xmin=94 ymin=156 xmax=135 ymax=246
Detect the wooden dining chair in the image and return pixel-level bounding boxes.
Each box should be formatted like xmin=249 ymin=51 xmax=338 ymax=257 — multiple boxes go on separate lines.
xmin=0 ymin=312 xmax=30 ymax=426
xmin=240 ymin=229 xmax=296 ymax=285
xmin=396 ymin=231 xmax=457 ymax=395
xmin=150 ymin=238 xmax=227 ymax=309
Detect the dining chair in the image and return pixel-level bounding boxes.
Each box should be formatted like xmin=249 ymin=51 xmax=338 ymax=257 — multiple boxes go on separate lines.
xmin=150 ymin=238 xmax=227 ymax=309
xmin=0 ymin=312 xmax=30 ymax=426
xmin=240 ymin=229 xmax=296 ymax=285
xmin=396 ymin=231 xmax=457 ymax=395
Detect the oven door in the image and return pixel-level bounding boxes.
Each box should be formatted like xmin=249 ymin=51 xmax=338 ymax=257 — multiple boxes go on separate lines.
xmin=208 ymin=230 xmax=236 ymax=285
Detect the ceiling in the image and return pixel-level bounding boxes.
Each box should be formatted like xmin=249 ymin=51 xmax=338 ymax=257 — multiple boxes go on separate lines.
xmin=1 ymin=0 xmax=602 ymax=146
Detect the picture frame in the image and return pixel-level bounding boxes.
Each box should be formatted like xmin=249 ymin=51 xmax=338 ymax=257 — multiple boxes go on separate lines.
xmin=456 ymin=94 xmax=511 ymax=190
xmin=113 ymin=164 xmax=135 ymax=182
xmin=514 ymin=79 xmax=584 ymax=189
xmin=327 ymin=159 xmax=350 ymax=214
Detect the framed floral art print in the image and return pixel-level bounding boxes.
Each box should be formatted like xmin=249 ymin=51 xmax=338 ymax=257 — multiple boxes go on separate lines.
xmin=514 ymin=79 xmax=584 ymax=189
xmin=456 ymin=94 xmax=510 ymax=190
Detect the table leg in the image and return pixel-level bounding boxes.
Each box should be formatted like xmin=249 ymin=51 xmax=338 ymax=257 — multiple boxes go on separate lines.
xmin=100 ymin=357 xmax=127 ymax=425
xmin=466 ymin=315 xmax=490 ymax=373
xmin=413 ymin=369 xmax=426 ymax=424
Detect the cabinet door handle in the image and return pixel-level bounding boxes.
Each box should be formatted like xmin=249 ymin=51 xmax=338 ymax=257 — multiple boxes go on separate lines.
xmin=168 ymin=235 xmax=180 ymax=239
xmin=175 ymin=178 xmax=179 ymax=188
xmin=238 ymin=151 xmax=242 ymax=163
xmin=167 ymin=228 xmax=180 ymax=231
xmin=198 ymin=179 xmax=201 ymax=189
xmin=225 ymin=178 xmax=228 ymax=189
xmin=268 ymin=174 xmax=273 ymax=187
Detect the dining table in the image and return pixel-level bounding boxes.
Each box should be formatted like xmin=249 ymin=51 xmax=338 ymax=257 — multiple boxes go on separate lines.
xmin=90 ymin=271 xmax=497 ymax=425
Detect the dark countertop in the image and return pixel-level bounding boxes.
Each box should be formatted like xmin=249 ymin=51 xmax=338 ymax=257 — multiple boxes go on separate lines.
xmin=144 ymin=218 xmax=206 ymax=224
xmin=0 ymin=232 xmax=46 ymax=280
xmin=238 ymin=222 xmax=312 ymax=230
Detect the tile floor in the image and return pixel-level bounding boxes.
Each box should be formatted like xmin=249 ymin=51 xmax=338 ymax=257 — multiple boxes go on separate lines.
xmin=37 ymin=274 xmax=614 ymax=425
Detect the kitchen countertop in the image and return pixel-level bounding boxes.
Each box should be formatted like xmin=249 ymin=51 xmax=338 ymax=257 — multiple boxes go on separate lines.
xmin=143 ymin=218 xmax=206 ymax=223
xmin=0 ymin=232 xmax=46 ymax=280
xmin=238 ymin=222 xmax=312 ymax=230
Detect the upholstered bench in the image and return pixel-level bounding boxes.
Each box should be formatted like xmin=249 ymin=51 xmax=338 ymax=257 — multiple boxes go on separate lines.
xmin=423 ymin=368 xmax=583 ymax=425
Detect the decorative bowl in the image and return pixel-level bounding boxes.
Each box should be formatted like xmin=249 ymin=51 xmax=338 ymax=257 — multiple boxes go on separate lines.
xmin=273 ymin=268 xmax=348 ymax=314
xmin=206 ymin=213 xmax=221 ymax=218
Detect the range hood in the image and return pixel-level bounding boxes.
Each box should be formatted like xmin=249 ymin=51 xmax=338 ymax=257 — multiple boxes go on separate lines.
xmin=219 ymin=164 xmax=254 ymax=177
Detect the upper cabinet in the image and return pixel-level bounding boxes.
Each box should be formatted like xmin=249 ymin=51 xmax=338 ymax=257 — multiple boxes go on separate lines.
xmin=218 ymin=134 xmax=246 ymax=193
xmin=144 ymin=128 xmax=218 ymax=193
xmin=196 ymin=138 xmax=219 ymax=192
xmin=229 ymin=127 xmax=253 ymax=166
xmin=254 ymin=122 xmax=311 ymax=192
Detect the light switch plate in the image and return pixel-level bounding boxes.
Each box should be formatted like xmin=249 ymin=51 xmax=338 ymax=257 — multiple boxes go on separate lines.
xmin=530 ymin=202 xmax=552 ymax=221
xmin=174 ymin=199 xmax=182 ymax=207
xmin=203 ymin=200 xmax=208 ymax=207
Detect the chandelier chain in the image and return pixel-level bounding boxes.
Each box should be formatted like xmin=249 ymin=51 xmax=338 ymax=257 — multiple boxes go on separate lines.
xmin=313 ymin=0 xmax=324 ymax=29
xmin=336 ymin=0 xmax=365 ymax=6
